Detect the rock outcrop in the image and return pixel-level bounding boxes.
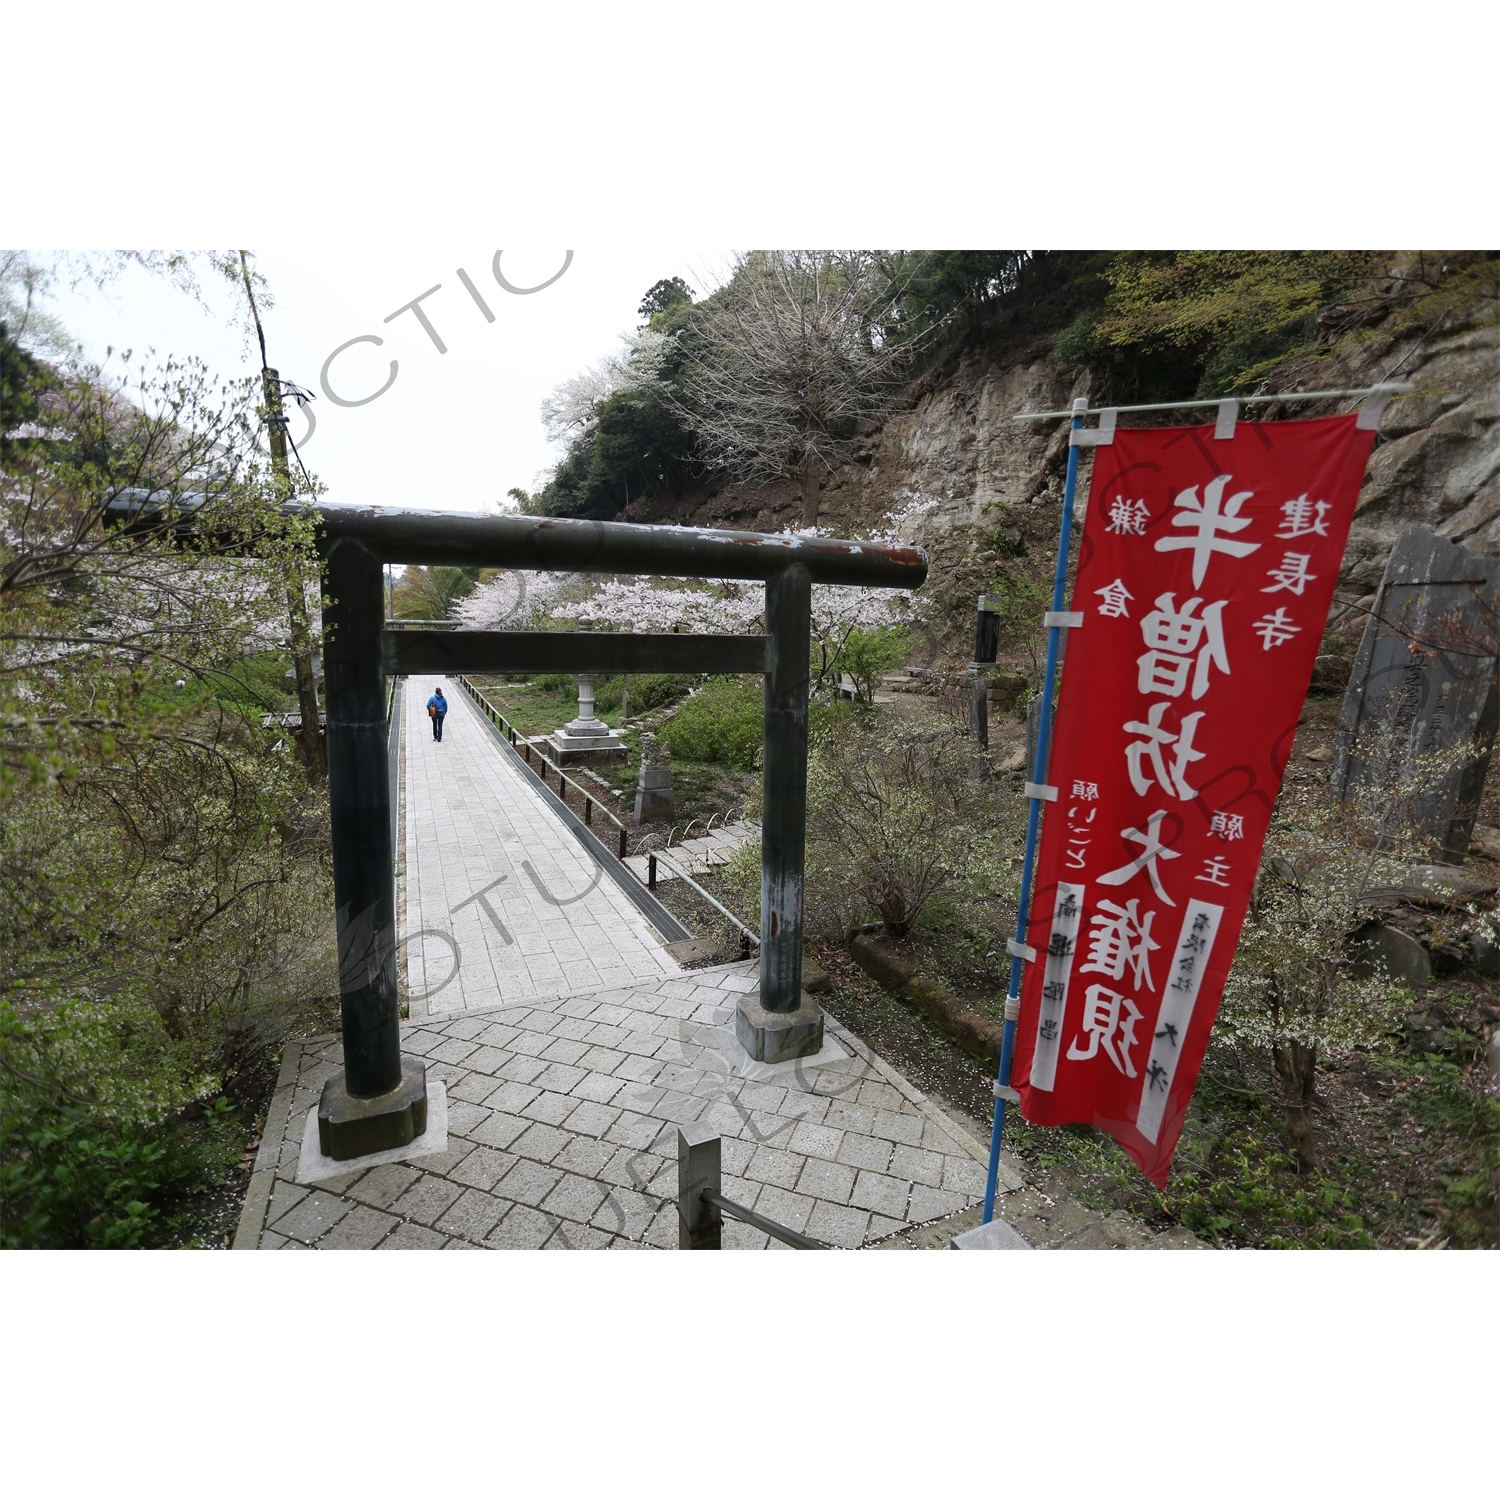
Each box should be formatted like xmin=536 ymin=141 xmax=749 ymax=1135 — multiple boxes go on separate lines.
xmin=1341 ymin=324 xmax=1499 ymax=585
xmin=626 ymin=261 xmax=1498 ymax=649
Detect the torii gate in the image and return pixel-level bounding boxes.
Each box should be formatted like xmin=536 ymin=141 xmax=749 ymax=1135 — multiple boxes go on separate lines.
xmin=315 ymin=506 xmax=926 ymax=1160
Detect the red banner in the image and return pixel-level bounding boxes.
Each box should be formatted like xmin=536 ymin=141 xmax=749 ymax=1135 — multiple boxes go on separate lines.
xmin=1013 ymin=413 xmax=1377 ymax=1184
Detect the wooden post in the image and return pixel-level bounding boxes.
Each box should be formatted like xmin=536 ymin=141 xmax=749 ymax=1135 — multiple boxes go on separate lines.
xmin=262 ymin=366 xmax=324 ymax=780
xmin=316 ymin=535 xmax=427 ymax=1159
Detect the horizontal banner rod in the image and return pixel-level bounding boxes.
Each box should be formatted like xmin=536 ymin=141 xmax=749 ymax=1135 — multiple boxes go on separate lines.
xmin=1012 ymin=384 xmax=1412 ymax=421
xmin=382 ymin=630 xmax=769 ymax=677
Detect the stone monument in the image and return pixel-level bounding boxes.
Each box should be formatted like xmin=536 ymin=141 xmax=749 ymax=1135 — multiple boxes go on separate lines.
xmin=633 ymin=731 xmax=674 ymax=823
xmin=545 ymin=674 xmax=628 ymax=768
xmin=1332 ymin=526 xmax=1499 ymax=863
xmin=1025 ymin=692 xmax=1056 ymax=782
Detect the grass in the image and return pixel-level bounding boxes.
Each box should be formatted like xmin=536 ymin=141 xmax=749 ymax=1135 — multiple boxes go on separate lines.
xmin=470 ymin=676 xmax=759 ymax=835
xmin=466 ymin=675 xmax=592 ymax=739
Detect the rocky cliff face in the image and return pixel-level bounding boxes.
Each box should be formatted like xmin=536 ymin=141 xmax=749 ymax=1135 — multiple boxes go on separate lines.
xmin=1340 ymin=322 xmax=1499 ymax=586
xmin=627 ymin=341 xmax=1078 ymax=546
xmin=626 ymin=266 xmax=1498 ymax=651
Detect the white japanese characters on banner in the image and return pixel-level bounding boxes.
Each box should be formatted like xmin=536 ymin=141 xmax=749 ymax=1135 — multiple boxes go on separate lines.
xmin=1013 ymin=414 xmax=1378 ymax=1184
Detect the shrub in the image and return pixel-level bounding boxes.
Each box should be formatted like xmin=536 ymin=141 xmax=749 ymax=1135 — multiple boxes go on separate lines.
xmin=804 ymin=719 xmax=1010 ymax=938
xmin=0 ymin=1095 xmax=238 ymax=1249
xmin=808 ymin=698 xmax=854 ymax=742
xmin=1219 ymin=733 xmax=1480 ymax=1171
xmin=628 ymin=673 xmax=698 ymax=713
xmin=722 ymin=834 xmax=762 ymax=929
xmin=0 ymin=999 xmax=239 ymax=1248
xmin=840 ymin=626 xmax=908 ymax=705
xmin=661 ymin=676 xmax=763 ymax=770
xmin=654 ymin=677 xmax=857 ymax=772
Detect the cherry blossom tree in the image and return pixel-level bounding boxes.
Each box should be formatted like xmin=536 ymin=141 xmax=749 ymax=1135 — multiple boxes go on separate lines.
xmin=562 ymin=576 xmax=764 ymax=634
xmin=452 ymin=568 xmax=589 ymax=630
xmin=455 ymin=496 xmax=934 ymax=695
xmin=474 ymin=494 xmax=935 ymax=690
xmin=539 ymin=329 xmax=676 ymax=447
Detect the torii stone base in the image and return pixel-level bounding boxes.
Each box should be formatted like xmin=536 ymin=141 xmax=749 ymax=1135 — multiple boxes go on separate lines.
xmin=734 ymin=994 xmax=825 ymax=1064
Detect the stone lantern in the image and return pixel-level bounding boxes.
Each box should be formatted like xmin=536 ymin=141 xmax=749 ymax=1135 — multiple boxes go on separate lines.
xmin=545 ymin=674 xmax=628 ymax=768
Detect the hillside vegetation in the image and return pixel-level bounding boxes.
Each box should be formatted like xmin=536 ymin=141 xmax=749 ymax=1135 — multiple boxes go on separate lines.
xmin=522 ymin=251 xmax=1495 ymax=535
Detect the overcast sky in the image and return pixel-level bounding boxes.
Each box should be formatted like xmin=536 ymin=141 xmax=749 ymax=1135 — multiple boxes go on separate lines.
xmin=43 ymin=249 xmax=729 ymax=515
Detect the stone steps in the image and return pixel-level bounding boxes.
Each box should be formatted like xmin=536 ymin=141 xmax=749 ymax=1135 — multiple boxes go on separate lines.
xmin=623 ymin=822 xmax=759 ymax=884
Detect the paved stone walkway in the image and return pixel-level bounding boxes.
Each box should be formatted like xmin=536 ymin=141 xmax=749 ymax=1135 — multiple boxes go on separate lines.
xmin=236 ymin=960 xmax=1026 ymax=1250
xmin=402 ymin=675 xmax=678 ymax=1021
xmin=233 ymin=672 xmax=1198 ymax=1251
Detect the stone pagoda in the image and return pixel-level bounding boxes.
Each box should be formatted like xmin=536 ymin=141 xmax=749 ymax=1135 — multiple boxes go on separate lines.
xmin=545 ymin=674 xmax=627 ymax=768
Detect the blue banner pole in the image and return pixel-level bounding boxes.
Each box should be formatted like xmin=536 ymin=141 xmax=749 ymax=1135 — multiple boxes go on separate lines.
xmin=982 ymin=397 xmax=1088 ymax=1224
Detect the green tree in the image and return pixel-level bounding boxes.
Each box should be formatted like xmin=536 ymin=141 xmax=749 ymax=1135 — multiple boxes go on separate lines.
xmin=638 ymin=277 xmax=693 ymax=323
xmin=840 ymin=625 xmax=908 ymax=705
xmin=885 ymin=251 xmax=1026 ymax=341
xmin=1 ymin=330 xmax=336 ymax=1246
xmin=525 ymin=279 xmax=701 ymax=519
xmin=391 ymin=564 xmax=479 ymax=619
xmin=1056 ymin=251 xmax=1377 ymax=401
xmin=588 ymin=387 xmax=697 ymax=509
xmin=0 ymin=322 xmax=56 ymax=464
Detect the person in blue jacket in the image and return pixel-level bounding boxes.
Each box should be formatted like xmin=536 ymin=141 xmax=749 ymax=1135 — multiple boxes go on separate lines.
xmin=427 ymin=686 xmax=448 ymax=741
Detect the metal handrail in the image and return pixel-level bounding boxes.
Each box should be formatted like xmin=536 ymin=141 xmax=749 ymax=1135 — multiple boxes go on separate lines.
xmin=459 ymin=675 xmax=528 ymax=754
xmin=678 ymin=1125 xmax=833 ymax=1251
xmin=458 ymin=675 xmax=631 ymax=839
xmin=461 ymin=675 xmax=761 ymax=942
xmin=650 ymin=849 xmax=759 ymax=947
xmin=700 ymin=1188 xmax=829 ymax=1250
